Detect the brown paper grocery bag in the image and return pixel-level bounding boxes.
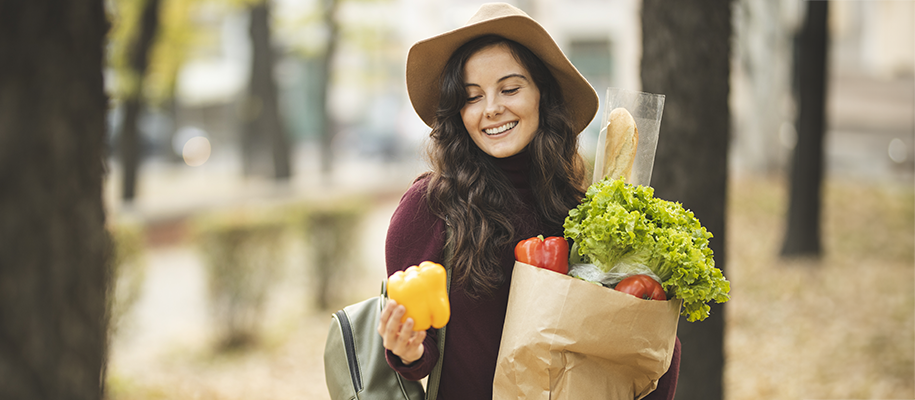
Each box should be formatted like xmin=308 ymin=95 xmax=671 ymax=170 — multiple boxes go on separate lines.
xmin=493 ymin=262 xmax=681 ymax=400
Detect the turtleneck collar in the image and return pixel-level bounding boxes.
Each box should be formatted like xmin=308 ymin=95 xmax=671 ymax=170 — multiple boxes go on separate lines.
xmin=490 ymin=149 xmax=532 ymax=190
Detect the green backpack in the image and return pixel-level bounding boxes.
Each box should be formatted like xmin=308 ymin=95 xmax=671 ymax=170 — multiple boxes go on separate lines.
xmin=324 ymin=237 xmax=452 ymax=400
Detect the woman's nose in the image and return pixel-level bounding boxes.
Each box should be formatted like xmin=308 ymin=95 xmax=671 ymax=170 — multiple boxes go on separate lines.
xmin=484 ymin=98 xmax=504 ymax=119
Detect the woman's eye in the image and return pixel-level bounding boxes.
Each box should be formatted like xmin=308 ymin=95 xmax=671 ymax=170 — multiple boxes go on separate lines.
xmin=466 ymin=95 xmax=482 ymax=103
xmin=503 ymin=87 xmax=520 ymax=95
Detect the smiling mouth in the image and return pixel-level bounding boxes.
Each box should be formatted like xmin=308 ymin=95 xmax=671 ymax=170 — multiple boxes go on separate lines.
xmin=484 ymin=121 xmax=517 ymax=135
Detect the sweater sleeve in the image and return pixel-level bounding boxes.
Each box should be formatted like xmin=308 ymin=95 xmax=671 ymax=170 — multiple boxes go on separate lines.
xmin=382 ymin=177 xmax=447 ymax=380
xmin=384 ymin=177 xmax=446 ymax=275
xmin=642 ymin=336 xmax=681 ymax=400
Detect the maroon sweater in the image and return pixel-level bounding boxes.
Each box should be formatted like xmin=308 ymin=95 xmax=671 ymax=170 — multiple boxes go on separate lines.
xmin=384 ymin=151 xmax=680 ymax=399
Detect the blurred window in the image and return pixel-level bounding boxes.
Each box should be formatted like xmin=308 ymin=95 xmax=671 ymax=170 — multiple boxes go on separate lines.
xmin=568 ymin=38 xmax=613 ymax=89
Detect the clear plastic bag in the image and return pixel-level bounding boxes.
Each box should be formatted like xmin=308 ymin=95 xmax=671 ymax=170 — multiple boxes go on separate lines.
xmin=591 ymin=88 xmax=665 ymax=187
xmin=568 ymin=262 xmax=662 ymax=288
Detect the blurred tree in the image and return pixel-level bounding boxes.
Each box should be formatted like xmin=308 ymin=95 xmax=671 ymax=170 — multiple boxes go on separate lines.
xmin=641 ymin=1 xmax=731 ymax=399
xmin=112 ymin=0 xmax=162 ymax=201
xmin=242 ymin=0 xmax=293 ymax=180
xmin=318 ymin=0 xmax=340 ymax=179
xmin=111 ymin=0 xmax=294 ymax=181
xmin=781 ymin=1 xmax=828 ymax=258
xmin=0 ymin=0 xmax=111 ymax=398
xmin=109 ymin=0 xmax=201 ymax=167
xmin=144 ymin=0 xmax=200 ymax=164
xmin=274 ymin=0 xmax=391 ymax=179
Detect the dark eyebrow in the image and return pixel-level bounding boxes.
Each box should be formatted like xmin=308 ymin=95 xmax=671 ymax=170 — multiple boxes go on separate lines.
xmin=498 ymin=73 xmax=529 ymax=83
xmin=464 ymin=73 xmax=530 ymax=88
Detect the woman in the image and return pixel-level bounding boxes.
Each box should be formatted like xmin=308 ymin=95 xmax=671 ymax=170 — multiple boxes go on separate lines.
xmin=377 ymin=3 xmax=680 ymax=399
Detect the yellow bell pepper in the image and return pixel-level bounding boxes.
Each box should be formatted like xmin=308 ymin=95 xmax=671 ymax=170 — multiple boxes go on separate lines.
xmin=387 ymin=261 xmax=450 ymax=331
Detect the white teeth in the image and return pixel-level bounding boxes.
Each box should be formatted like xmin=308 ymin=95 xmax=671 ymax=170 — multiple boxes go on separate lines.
xmin=484 ymin=122 xmax=517 ymax=135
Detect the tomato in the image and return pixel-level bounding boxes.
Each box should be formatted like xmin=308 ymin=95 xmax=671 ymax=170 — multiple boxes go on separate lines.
xmin=615 ymin=274 xmax=667 ymax=300
xmin=514 ymin=235 xmax=569 ymax=274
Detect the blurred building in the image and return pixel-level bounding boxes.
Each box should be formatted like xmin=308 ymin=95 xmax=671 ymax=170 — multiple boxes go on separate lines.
xmin=110 ymin=0 xmax=913 ymax=179
xmin=731 ymin=0 xmax=913 ymax=178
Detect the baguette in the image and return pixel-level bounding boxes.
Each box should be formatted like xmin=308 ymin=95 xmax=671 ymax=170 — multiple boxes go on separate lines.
xmin=601 ymin=107 xmax=639 ymax=182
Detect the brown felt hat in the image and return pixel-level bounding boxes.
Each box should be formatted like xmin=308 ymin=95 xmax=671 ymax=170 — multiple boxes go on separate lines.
xmin=406 ymin=2 xmax=599 ymax=135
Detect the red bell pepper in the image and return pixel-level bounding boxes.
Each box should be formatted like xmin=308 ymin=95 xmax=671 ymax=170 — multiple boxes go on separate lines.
xmin=514 ymin=235 xmax=569 ymax=274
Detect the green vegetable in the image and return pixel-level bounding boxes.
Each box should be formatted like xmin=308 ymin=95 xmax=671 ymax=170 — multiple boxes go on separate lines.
xmin=563 ymin=177 xmax=730 ymax=322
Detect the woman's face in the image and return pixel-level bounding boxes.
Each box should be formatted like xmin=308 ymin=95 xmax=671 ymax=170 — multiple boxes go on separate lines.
xmin=460 ymin=44 xmax=541 ymax=159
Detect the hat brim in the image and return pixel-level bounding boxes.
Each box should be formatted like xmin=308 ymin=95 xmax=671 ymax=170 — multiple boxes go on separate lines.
xmin=406 ymin=4 xmax=599 ymax=135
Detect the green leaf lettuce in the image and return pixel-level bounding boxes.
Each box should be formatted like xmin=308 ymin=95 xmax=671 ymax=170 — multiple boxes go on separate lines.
xmin=563 ymin=178 xmax=730 ymax=322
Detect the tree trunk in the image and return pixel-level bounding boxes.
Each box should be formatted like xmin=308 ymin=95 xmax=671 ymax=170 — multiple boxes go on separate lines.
xmin=781 ymin=1 xmax=828 ymax=258
xmin=119 ymin=0 xmax=161 ymax=201
xmin=0 ymin=1 xmax=111 ymax=399
xmin=318 ymin=0 xmax=340 ymax=180
xmin=243 ymin=0 xmax=292 ymax=180
xmin=641 ymin=1 xmax=731 ymax=399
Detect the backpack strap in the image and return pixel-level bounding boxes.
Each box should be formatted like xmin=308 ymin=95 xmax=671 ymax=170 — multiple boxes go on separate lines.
xmin=425 ymin=224 xmax=452 ymax=400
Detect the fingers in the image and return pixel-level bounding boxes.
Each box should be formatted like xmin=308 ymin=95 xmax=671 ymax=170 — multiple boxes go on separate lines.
xmin=377 ymin=299 xmax=397 ymax=336
xmin=378 ymin=299 xmax=405 ymax=338
xmin=377 ymin=299 xmax=425 ymax=364
xmin=400 ymin=330 xmax=426 ymax=365
xmin=393 ymin=320 xmax=426 ymax=365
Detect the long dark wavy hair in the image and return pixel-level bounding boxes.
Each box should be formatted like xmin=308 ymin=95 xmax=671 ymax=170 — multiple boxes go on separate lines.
xmin=424 ymin=35 xmax=588 ymax=299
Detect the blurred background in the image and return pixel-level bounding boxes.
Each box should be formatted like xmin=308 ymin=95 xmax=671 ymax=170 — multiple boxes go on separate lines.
xmin=98 ymin=0 xmax=914 ymax=399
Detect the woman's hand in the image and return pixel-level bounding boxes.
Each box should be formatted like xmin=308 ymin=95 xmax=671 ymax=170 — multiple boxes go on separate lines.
xmin=378 ymin=299 xmax=426 ymax=365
